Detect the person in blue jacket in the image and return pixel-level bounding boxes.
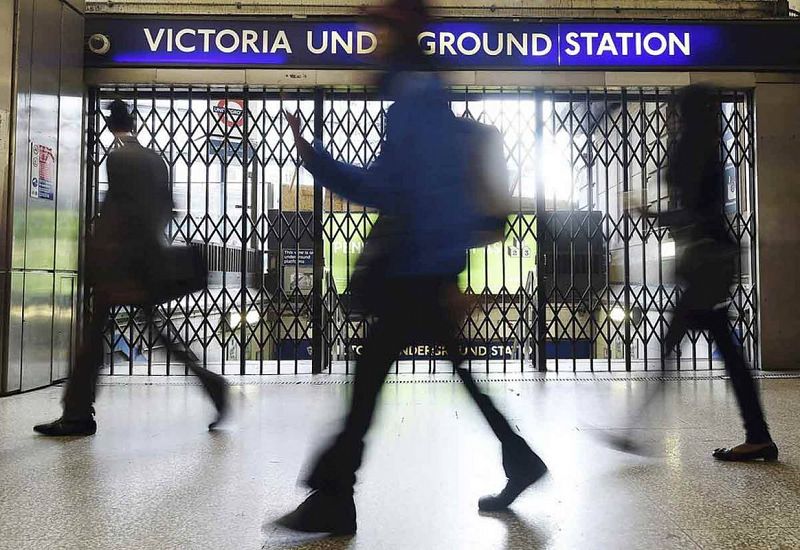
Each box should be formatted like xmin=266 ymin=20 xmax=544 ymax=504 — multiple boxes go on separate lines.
xmin=276 ymin=0 xmax=546 ymax=535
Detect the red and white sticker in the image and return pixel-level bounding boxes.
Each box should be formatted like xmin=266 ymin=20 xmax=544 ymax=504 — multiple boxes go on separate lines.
xmin=212 ymin=99 xmax=245 ymax=128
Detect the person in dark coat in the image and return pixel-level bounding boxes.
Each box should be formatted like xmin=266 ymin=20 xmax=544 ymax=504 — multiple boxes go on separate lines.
xmin=654 ymin=85 xmax=777 ymax=461
xmin=34 ymin=100 xmax=229 ymax=436
xmin=275 ymin=0 xmax=546 ymax=535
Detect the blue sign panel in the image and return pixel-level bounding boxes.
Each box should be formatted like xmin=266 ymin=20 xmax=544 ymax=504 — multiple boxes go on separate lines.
xmin=85 ymin=18 xmax=800 ymax=71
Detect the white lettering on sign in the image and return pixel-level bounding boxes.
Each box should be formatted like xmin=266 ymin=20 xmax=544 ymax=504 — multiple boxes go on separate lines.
xmin=564 ymin=31 xmax=690 ymax=56
xmin=644 ymin=32 xmax=667 ymax=56
xmin=138 ymin=27 xmax=690 ymax=60
xmin=144 ymin=28 xmax=165 ymax=51
xmin=242 ymin=30 xmax=259 ymax=53
xmin=358 ymin=31 xmax=377 ymax=54
xmin=616 ymin=32 xmax=634 ymax=55
xmin=347 ymin=341 xmax=538 ymax=359
xmin=484 ymin=33 xmax=503 ymax=56
xmin=440 ymin=32 xmax=456 ymax=56
xmin=273 ymin=30 xmax=292 ymax=53
xmin=307 ymin=30 xmax=327 ymax=54
xmin=564 ymin=32 xmax=580 ymax=56
xmin=198 ymin=28 xmax=215 ymax=51
xmin=418 ymin=31 xmax=435 ymax=55
xmin=213 ymin=99 xmax=245 ymax=128
xmin=596 ymin=33 xmax=617 ymax=56
xmin=176 ymin=28 xmax=195 ymax=52
xmin=144 ymin=27 xmax=294 ymax=54
xmin=307 ymin=30 xmax=376 ymax=55
xmin=457 ymin=32 xmax=481 ymax=56
xmin=506 ymin=34 xmax=526 ymax=56
xmin=216 ymin=29 xmax=240 ymax=53
xmin=670 ymin=33 xmax=691 ymax=55
xmin=417 ymin=31 xmax=552 ymax=57
xmin=532 ymin=34 xmax=553 ymax=56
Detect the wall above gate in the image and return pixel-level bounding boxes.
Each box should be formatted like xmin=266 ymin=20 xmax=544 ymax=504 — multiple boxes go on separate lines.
xmin=85 ymin=0 xmax=786 ymax=19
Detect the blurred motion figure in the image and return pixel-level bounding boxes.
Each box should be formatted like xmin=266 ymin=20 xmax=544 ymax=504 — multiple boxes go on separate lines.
xmin=277 ymin=0 xmax=547 ymax=535
xmin=34 ymin=100 xmax=228 ymax=437
xmin=648 ymin=85 xmax=777 ymax=461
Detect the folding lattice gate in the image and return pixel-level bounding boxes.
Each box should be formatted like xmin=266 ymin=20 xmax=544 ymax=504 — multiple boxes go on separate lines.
xmin=86 ymin=86 xmax=758 ymax=375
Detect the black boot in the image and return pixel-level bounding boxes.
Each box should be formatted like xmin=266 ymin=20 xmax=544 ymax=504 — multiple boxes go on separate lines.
xmin=305 ymin=436 xmax=363 ymax=493
xmin=479 ymin=437 xmax=548 ymax=511
xmin=195 ymin=370 xmax=229 ymax=430
xmin=275 ymin=490 xmax=357 ymax=535
xmin=34 ymin=415 xmax=97 ymax=437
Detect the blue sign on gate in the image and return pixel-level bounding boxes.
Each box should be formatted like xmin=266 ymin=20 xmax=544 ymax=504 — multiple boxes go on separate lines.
xmin=85 ymin=18 xmax=800 ymax=71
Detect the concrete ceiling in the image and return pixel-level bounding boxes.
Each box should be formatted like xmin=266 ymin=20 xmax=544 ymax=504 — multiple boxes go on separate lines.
xmin=84 ymin=0 xmax=786 ymax=19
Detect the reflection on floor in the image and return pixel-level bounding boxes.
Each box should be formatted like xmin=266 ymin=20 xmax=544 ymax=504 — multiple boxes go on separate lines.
xmin=1 ymin=374 xmax=799 ymax=549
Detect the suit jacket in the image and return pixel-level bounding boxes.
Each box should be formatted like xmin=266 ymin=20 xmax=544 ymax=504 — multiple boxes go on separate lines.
xmin=88 ymin=135 xmax=173 ymax=288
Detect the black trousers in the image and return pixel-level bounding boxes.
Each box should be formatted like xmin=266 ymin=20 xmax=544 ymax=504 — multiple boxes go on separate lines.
xmin=63 ymin=298 xmax=218 ymax=420
xmin=665 ymin=302 xmax=771 ymax=444
xmin=305 ymin=276 xmax=539 ymax=494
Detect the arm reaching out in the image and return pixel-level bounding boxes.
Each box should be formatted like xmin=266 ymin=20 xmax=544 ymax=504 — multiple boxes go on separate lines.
xmin=283 ymin=108 xmax=404 ymax=211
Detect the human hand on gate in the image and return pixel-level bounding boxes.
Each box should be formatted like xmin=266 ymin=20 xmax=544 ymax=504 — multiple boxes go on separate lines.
xmin=284 ymin=111 xmax=315 ymax=165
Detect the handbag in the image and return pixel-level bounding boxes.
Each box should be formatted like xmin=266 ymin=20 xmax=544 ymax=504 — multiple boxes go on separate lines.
xmin=677 ymin=236 xmax=736 ymax=312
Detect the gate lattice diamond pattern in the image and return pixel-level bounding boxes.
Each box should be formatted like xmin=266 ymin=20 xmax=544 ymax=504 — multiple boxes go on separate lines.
xmin=87 ymin=86 xmax=758 ymax=375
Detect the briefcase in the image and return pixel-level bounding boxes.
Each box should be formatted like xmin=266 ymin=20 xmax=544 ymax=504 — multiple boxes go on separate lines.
xmin=94 ymin=245 xmax=207 ymax=307
xmin=153 ymin=245 xmax=209 ymax=304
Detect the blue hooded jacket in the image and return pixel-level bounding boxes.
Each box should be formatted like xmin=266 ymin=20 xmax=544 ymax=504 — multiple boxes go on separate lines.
xmin=305 ymin=71 xmax=475 ymax=277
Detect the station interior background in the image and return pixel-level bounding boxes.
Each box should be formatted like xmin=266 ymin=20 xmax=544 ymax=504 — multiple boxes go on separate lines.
xmin=2 ymin=0 xmax=800 ymax=395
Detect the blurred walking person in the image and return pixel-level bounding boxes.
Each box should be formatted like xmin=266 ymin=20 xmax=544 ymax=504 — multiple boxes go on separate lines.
xmin=34 ymin=100 xmax=228 ymax=437
xmin=649 ymin=85 xmax=777 ymax=461
xmin=276 ymin=0 xmax=546 ymax=535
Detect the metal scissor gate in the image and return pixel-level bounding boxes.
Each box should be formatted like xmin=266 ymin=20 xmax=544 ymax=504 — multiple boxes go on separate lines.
xmin=86 ymin=86 xmax=757 ymax=375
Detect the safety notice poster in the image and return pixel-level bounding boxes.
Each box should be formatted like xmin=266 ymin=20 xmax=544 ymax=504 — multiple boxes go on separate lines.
xmin=30 ymin=142 xmax=56 ymax=200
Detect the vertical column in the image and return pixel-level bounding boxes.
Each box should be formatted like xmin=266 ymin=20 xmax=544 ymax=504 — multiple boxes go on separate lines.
xmin=754 ymin=80 xmax=800 ymax=371
xmin=311 ymin=88 xmax=325 ymax=374
xmin=239 ymin=87 xmax=251 ymax=375
xmin=0 ymin=0 xmax=16 ymax=394
xmin=621 ymin=89 xmax=632 ymax=372
xmin=534 ymin=90 xmax=547 ymax=372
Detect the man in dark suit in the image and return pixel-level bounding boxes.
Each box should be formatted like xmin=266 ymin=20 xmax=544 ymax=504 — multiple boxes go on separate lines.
xmin=34 ymin=100 xmax=228 ymax=436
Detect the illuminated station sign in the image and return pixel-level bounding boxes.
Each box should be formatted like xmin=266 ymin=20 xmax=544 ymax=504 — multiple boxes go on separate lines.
xmin=86 ymin=19 xmax=800 ymax=70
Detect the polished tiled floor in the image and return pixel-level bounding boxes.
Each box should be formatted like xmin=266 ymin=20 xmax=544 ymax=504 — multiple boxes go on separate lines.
xmin=1 ymin=373 xmax=799 ymax=550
